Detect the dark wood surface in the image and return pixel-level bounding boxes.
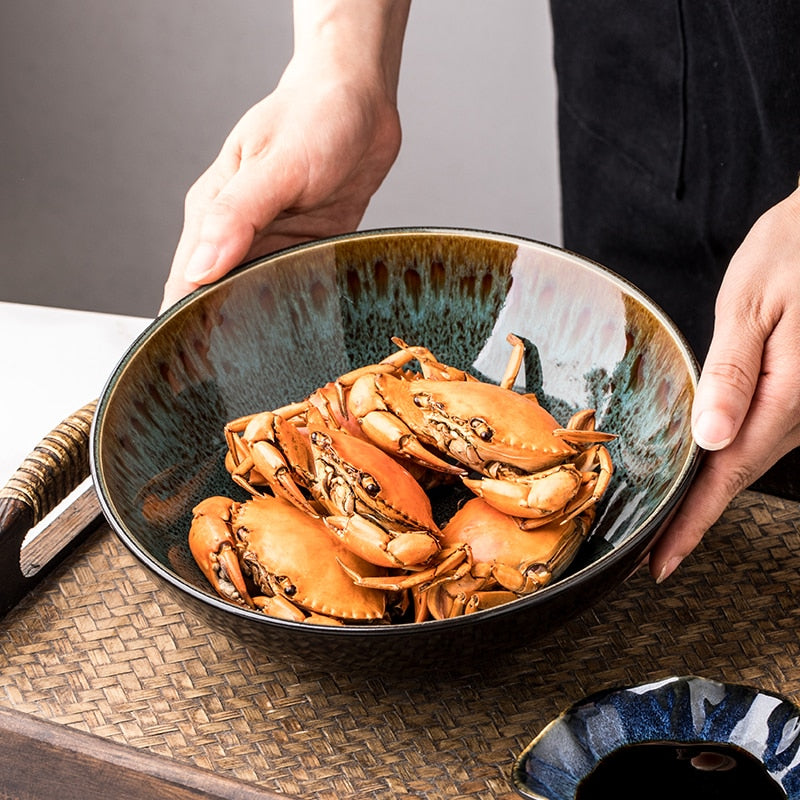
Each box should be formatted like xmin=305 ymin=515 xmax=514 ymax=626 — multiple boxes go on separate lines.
xmin=0 ymin=706 xmax=289 ymax=800
xmin=0 ymin=489 xmax=798 ymax=799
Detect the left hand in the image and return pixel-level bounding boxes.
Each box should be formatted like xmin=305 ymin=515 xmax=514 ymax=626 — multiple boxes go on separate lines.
xmin=649 ymin=185 xmax=800 ymax=582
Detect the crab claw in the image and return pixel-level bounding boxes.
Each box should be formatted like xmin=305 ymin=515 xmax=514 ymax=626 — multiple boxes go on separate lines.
xmin=324 ymin=513 xmax=440 ymax=569
xmin=188 ymin=496 xmax=253 ymax=607
xmin=426 ymin=583 xmax=518 ymax=620
xmin=462 ymin=463 xmax=584 ymax=519
xmin=346 ymin=374 xmax=467 ymax=475
xmin=356 ymin=408 xmax=466 ymax=475
xmin=225 ymin=411 xmax=318 ymax=513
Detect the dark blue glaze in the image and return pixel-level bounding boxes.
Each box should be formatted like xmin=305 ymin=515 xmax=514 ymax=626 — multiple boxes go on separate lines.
xmin=513 ymin=675 xmax=800 ymax=799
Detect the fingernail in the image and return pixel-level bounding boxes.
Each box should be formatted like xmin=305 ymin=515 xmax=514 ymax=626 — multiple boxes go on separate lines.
xmin=184 ymin=242 xmax=219 ymax=283
xmin=692 ymin=409 xmax=735 ymax=451
xmin=656 ymin=556 xmax=683 ymax=584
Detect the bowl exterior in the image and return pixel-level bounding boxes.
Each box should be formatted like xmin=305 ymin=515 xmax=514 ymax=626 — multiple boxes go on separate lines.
xmin=92 ymin=228 xmax=700 ymax=670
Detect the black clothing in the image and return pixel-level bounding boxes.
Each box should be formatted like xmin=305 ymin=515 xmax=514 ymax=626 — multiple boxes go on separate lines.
xmin=550 ymin=0 xmax=800 ymax=499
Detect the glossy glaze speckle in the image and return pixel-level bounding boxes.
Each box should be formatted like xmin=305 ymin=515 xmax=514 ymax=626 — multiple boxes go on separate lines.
xmin=91 ymin=229 xmax=700 ymax=670
xmin=512 ymin=675 xmax=800 ymax=800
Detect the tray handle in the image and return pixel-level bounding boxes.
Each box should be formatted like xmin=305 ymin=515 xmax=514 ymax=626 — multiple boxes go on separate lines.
xmin=0 ymin=400 xmax=102 ymax=616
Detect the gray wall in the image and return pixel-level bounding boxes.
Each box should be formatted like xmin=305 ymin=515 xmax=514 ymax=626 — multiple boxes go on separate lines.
xmin=1 ymin=1 xmax=559 ymax=317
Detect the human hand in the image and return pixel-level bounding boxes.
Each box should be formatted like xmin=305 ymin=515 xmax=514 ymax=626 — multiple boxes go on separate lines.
xmin=160 ymin=1 xmax=410 ymax=311
xmin=649 ymin=186 xmax=800 ymax=582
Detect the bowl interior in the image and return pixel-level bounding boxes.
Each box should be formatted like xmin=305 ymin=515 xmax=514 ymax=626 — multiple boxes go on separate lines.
xmin=92 ymin=228 xmax=699 ymax=630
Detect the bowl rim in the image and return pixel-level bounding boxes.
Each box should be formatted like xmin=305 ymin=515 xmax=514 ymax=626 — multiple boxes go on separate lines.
xmin=90 ymin=226 xmax=702 ymax=637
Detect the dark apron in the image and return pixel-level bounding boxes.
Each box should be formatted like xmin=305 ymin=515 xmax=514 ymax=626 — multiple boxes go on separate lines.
xmin=549 ymin=0 xmax=800 ymax=499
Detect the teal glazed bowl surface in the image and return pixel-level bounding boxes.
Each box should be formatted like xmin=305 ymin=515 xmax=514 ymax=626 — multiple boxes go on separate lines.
xmin=90 ymin=228 xmax=700 ymax=670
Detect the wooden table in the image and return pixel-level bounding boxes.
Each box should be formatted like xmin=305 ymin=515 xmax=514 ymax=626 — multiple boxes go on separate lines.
xmin=2 ymin=303 xmax=799 ymax=799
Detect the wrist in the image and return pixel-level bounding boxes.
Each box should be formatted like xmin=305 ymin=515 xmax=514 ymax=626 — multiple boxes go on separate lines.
xmin=290 ymin=0 xmax=409 ymax=102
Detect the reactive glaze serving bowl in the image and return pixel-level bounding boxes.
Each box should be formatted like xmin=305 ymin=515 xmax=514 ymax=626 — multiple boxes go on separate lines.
xmin=512 ymin=675 xmax=800 ymax=799
xmin=90 ymin=228 xmax=700 ymax=670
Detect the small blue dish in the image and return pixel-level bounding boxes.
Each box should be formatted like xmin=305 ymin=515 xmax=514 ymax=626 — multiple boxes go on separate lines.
xmin=512 ymin=675 xmax=800 ymax=799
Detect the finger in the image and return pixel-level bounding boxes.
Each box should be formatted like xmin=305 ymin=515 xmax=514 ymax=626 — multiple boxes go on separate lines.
xmin=652 ymin=370 xmax=767 ymax=582
xmin=161 ymin=156 xmax=301 ymax=311
xmin=648 ymin=450 xmax=742 ymax=582
xmin=160 ymin=165 xmax=232 ymax=312
xmin=650 ymin=399 xmax=786 ymax=583
xmin=187 ymin=151 xmax=307 ymax=277
xmin=651 ymin=334 xmax=799 ymax=583
xmin=691 ymin=316 xmax=763 ymax=452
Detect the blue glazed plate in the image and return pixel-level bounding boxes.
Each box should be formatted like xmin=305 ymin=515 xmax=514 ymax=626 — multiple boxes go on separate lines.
xmin=512 ymin=675 xmax=800 ymax=799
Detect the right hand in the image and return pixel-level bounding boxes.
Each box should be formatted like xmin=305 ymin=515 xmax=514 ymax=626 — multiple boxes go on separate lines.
xmin=160 ymin=2 xmax=409 ymax=311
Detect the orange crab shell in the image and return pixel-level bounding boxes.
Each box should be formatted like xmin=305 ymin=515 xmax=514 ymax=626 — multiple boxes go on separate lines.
xmin=233 ymin=495 xmax=387 ymax=622
xmin=357 ymin=375 xmax=579 ymax=474
xmin=439 ymin=497 xmax=591 ymax=580
xmin=308 ymin=425 xmax=440 ymax=533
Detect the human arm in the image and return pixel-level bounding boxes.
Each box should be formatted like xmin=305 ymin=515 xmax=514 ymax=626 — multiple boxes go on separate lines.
xmin=649 ymin=184 xmax=800 ymax=582
xmin=160 ymin=0 xmax=411 ymax=311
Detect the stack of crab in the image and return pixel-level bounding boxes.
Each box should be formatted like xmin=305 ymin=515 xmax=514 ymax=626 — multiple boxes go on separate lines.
xmin=189 ymin=334 xmax=615 ymax=626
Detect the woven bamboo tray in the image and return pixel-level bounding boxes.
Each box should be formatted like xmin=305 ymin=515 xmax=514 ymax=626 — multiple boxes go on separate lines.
xmin=1 ymin=489 xmax=798 ymax=799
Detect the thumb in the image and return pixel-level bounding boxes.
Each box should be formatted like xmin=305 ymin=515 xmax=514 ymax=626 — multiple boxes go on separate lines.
xmin=691 ymin=326 xmax=762 ymax=451
xmin=180 ymin=204 xmax=253 ymax=285
xmin=160 ymin=164 xmax=294 ymax=312
xmin=159 ymin=201 xmax=251 ymax=312
xmin=183 ymin=169 xmax=288 ymax=285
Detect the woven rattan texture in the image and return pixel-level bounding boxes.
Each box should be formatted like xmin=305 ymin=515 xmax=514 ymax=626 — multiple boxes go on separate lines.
xmin=1 ymin=490 xmax=799 ymax=800
xmin=0 ymin=401 xmax=96 ymax=525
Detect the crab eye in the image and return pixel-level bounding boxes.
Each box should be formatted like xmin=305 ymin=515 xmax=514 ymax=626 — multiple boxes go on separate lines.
xmin=361 ymin=474 xmax=381 ymax=497
xmin=470 ymin=417 xmax=493 ymax=442
xmin=310 ymin=430 xmax=328 ymax=446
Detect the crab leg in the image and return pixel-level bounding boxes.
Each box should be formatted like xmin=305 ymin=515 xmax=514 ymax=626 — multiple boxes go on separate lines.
xmin=467 ymin=591 xmax=518 ymax=611
xmin=338 ymin=544 xmax=471 ymax=591
xmin=554 ymin=427 xmax=617 ymax=445
xmin=389 ymin=337 xmax=476 ymax=382
xmin=252 ymin=593 xmax=307 ymax=622
xmin=554 ymin=408 xmax=616 ymax=444
xmin=252 ymin=594 xmax=345 ymax=625
xmin=498 ymin=333 xmax=526 ymax=390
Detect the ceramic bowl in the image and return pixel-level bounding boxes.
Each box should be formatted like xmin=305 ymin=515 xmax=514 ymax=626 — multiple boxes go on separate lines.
xmin=512 ymin=675 xmax=800 ymax=799
xmin=90 ymin=228 xmax=700 ymax=670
